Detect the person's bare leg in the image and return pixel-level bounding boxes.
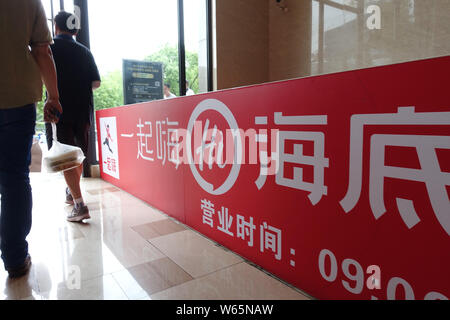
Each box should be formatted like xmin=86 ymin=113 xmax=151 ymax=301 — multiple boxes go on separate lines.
xmin=64 ymin=164 xmax=83 ymax=201
xmin=65 ymin=163 xmax=90 ymax=222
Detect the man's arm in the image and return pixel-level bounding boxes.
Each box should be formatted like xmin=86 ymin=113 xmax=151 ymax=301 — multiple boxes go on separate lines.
xmin=87 ymin=50 xmax=101 ymax=91
xmin=30 ymin=44 xmax=62 ymax=122
xmin=92 ymin=80 xmax=101 ymax=91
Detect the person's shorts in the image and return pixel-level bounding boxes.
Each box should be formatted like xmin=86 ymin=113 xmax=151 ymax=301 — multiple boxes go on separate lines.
xmin=45 ymin=121 xmax=90 ymax=156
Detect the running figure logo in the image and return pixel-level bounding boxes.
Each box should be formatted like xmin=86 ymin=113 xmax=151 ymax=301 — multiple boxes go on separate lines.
xmin=100 ymin=117 xmax=120 ymax=179
xmin=103 ymin=124 xmax=114 ymax=153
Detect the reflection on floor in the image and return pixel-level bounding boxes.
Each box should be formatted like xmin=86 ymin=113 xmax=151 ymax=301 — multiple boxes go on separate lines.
xmin=0 ymin=173 xmax=311 ymax=300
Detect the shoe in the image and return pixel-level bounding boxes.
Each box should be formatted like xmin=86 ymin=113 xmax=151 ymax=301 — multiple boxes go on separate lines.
xmin=67 ymin=205 xmax=90 ymax=222
xmin=7 ymin=254 xmax=32 ymax=279
xmin=65 ymin=187 xmax=74 ymax=205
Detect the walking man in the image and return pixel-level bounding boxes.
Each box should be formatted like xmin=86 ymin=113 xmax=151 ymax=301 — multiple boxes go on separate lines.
xmin=45 ymin=11 xmax=101 ymax=222
xmin=0 ymin=0 xmax=62 ymax=278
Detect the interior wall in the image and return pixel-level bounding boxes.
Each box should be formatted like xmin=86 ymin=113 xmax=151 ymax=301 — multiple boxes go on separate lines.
xmin=214 ymin=0 xmax=450 ymax=90
xmin=215 ymin=0 xmax=312 ymax=89
xmin=268 ymin=0 xmax=312 ymax=82
xmin=310 ymin=0 xmax=450 ymax=76
xmin=215 ymin=0 xmax=269 ymax=90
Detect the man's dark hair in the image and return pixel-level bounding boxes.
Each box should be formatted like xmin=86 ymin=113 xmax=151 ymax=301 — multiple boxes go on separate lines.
xmin=164 ymin=83 xmax=171 ymax=89
xmin=54 ymin=11 xmax=79 ymax=34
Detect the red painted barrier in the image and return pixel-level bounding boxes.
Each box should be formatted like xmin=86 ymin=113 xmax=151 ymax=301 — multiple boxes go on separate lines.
xmin=96 ymin=56 xmax=450 ymax=300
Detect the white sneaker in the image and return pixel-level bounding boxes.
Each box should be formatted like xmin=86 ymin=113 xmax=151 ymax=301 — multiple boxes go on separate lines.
xmin=67 ymin=205 xmax=91 ymax=222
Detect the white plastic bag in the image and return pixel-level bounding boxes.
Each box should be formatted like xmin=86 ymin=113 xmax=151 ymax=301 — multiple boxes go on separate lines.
xmin=42 ymin=123 xmax=85 ymax=173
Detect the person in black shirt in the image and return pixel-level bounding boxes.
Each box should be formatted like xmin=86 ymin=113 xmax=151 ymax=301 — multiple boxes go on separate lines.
xmin=45 ymin=11 xmax=101 ymax=222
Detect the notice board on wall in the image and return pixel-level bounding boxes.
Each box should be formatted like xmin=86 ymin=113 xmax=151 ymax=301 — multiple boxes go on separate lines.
xmin=122 ymin=59 xmax=163 ymax=105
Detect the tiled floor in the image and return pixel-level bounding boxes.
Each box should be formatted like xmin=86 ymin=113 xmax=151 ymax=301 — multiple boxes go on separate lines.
xmin=0 ymin=173 xmax=311 ymax=300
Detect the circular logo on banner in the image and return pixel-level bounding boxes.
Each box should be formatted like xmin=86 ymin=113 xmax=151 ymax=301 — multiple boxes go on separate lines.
xmin=186 ymin=99 xmax=242 ymax=195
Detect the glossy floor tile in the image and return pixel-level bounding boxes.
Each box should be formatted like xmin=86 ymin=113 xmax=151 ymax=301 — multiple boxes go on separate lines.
xmin=0 ymin=265 xmax=40 ymax=300
xmin=150 ymin=262 xmax=308 ymax=300
xmin=112 ymin=257 xmax=193 ymax=299
xmin=39 ymin=275 xmax=128 ymax=300
xmin=0 ymin=173 xmax=312 ymax=300
xmin=132 ymin=218 xmax=187 ymax=240
xmin=87 ymin=186 xmax=121 ymax=195
xmin=148 ymin=230 xmax=243 ymax=278
xmin=30 ymin=237 xmax=128 ymax=285
xmin=76 ymin=205 xmax=167 ymax=239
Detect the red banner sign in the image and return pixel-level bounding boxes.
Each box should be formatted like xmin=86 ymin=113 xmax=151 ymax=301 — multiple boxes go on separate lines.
xmin=96 ymin=56 xmax=450 ymax=300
